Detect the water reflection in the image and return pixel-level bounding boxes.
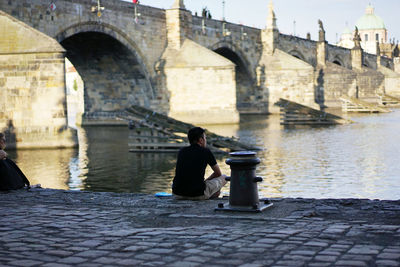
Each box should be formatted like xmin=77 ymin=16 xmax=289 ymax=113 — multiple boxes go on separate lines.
xmin=70 ymin=127 xmax=177 ymax=193
xmin=9 ymin=148 xmax=76 ymax=190
xmin=9 ymin=110 xmax=400 ymax=200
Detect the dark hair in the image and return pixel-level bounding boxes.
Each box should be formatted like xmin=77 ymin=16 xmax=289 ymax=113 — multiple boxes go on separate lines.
xmin=188 ymin=127 xmax=205 ymax=145
xmin=0 ymin=133 xmax=3 ymax=138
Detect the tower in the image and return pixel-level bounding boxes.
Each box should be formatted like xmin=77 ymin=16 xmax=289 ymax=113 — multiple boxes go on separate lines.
xmin=261 ymin=1 xmax=279 ymax=55
xmin=165 ymin=0 xmax=192 ymax=50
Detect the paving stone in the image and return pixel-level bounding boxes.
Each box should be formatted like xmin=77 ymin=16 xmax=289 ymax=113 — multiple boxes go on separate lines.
xmin=304 ymin=241 xmax=329 ymax=247
xmin=383 ymin=248 xmax=400 ymax=254
xmin=199 ymin=251 xmax=222 ymax=257
xmin=256 ymin=238 xmax=281 ymax=244
xmin=348 ymin=245 xmax=380 ymax=254
xmin=94 ymin=257 xmax=121 ymax=264
xmin=274 ymin=260 xmax=305 ymax=266
xmin=76 ymin=263 xmax=103 ymax=267
xmin=76 ymin=240 xmax=104 ymax=248
xmin=229 ymin=252 xmax=256 ymax=259
xmin=117 ymin=259 xmax=143 ymax=266
xmin=237 ymin=247 xmax=265 ymax=254
xmin=222 ymin=241 xmax=245 ymax=248
xmin=251 ymin=259 xmax=275 ymax=266
xmin=166 ymin=261 xmax=201 ymax=267
xmin=124 ymin=245 xmax=145 ymax=251
xmin=378 ymin=253 xmax=400 ymax=260
xmin=160 ymin=256 xmax=180 ymax=263
xmin=314 ymin=255 xmax=338 ymax=262
xmin=307 ymin=263 xmax=331 ymax=267
xmin=44 ymin=250 xmax=74 ymax=257
xmin=107 ymin=252 xmax=135 ymax=258
xmin=134 ymin=253 xmax=161 ymax=260
xmin=238 ymin=264 xmax=264 ymax=267
xmin=375 ymin=260 xmax=400 ymax=266
xmin=335 ymin=260 xmax=368 ymax=266
xmin=282 ymin=254 xmax=313 ymax=261
xmin=182 ymin=256 xmax=208 ymax=263
xmin=215 ymin=259 xmax=245 ymax=265
xmin=146 ymin=248 xmax=175 ymax=254
xmin=319 ymin=249 xmax=342 ymax=256
xmin=290 ymin=250 xmax=318 ymax=256
xmin=42 ymin=263 xmax=72 ymax=267
xmin=74 ymin=250 xmax=109 ymax=258
xmin=273 ymin=244 xmax=298 ymax=252
xmin=248 ymin=243 xmax=274 ymax=249
xmin=183 ymin=248 xmax=203 ymax=254
xmin=58 ymin=256 xmax=88 ymax=264
xmin=65 ymin=246 xmax=91 ymax=252
xmin=7 ymin=259 xmax=43 ymax=266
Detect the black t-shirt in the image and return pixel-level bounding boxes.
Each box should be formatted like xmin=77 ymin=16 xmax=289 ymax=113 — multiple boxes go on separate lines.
xmin=172 ymin=144 xmax=217 ymax=197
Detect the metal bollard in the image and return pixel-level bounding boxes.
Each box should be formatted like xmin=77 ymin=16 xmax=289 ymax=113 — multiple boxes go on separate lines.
xmin=215 ymin=151 xmax=273 ymax=212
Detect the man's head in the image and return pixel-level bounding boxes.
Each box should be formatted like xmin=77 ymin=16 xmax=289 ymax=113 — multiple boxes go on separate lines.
xmin=188 ymin=127 xmax=207 ymax=147
xmin=0 ymin=133 xmax=5 ymax=150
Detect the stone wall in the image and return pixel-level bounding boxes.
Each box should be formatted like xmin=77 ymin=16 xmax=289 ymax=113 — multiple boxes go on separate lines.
xmin=378 ymin=66 xmax=400 ymax=96
xmin=278 ymin=34 xmax=317 ymax=66
xmin=327 ymin=45 xmax=352 ymax=69
xmin=258 ymin=49 xmax=316 ymax=113
xmin=356 ymin=68 xmax=385 ymax=102
xmin=394 ymin=58 xmax=400 ymax=74
xmin=381 ymin=57 xmax=393 ymax=69
xmin=364 ymin=52 xmax=378 ymax=69
xmin=163 ymin=40 xmax=239 ymax=124
xmin=191 ymin=16 xmax=261 ymax=79
xmin=0 ymin=52 xmax=76 ymax=148
xmin=316 ymin=63 xmax=357 ymax=108
xmin=0 ymin=10 xmax=76 ymax=148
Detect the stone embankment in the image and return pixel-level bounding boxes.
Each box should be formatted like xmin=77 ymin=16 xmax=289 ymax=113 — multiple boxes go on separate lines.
xmin=0 ymin=188 xmax=399 ymax=266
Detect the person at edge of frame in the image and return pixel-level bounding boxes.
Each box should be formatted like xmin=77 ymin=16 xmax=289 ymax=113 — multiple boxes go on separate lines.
xmin=0 ymin=132 xmax=30 ymax=191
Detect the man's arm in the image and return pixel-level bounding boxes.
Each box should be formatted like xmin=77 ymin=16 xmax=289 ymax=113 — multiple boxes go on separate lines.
xmin=0 ymin=150 xmax=7 ymax=160
xmin=205 ymin=163 xmax=222 ymax=180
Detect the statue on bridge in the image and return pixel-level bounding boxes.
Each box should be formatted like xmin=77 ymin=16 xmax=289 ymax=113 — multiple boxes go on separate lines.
xmin=353 ymin=27 xmax=362 ymax=48
xmin=318 ymin=19 xmax=325 ymax=42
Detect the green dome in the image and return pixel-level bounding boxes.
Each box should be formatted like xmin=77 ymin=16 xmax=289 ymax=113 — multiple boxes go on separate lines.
xmin=342 ymin=27 xmax=352 ymax=35
xmin=355 ymin=4 xmax=386 ymax=30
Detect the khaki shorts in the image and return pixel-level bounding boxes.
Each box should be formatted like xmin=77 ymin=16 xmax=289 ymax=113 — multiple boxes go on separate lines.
xmin=174 ymin=175 xmax=227 ymax=200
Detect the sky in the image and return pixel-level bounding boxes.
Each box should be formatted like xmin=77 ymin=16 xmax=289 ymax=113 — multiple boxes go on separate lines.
xmin=129 ymin=0 xmax=400 ymax=45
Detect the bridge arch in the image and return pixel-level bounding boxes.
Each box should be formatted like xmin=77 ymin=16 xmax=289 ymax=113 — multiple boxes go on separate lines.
xmin=331 ymin=55 xmax=344 ymax=66
xmin=363 ymin=60 xmax=371 ymax=68
xmin=288 ymin=50 xmax=305 ymax=61
xmin=55 ymin=22 xmax=155 ymax=124
xmin=209 ymin=41 xmax=256 ymax=111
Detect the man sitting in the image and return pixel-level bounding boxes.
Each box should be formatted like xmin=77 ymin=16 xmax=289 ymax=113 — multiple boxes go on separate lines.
xmin=0 ymin=133 xmax=30 ymax=190
xmin=172 ymin=127 xmax=227 ymax=200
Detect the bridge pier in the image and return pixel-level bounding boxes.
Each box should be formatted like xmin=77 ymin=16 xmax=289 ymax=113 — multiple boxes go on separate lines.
xmin=160 ymin=1 xmax=240 ymax=124
xmin=0 ymin=10 xmax=77 ymax=148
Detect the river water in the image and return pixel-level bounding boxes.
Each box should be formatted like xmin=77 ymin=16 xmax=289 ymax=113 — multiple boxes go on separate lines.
xmin=7 ymin=110 xmax=400 ymax=200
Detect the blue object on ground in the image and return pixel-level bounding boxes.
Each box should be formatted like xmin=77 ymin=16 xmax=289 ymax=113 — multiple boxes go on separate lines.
xmin=155 ymin=192 xmax=172 ymax=197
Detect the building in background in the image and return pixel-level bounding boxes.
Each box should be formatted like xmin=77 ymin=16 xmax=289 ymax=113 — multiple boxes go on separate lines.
xmin=338 ymin=4 xmax=398 ymax=58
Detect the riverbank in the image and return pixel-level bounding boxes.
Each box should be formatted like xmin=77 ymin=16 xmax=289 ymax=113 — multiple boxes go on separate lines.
xmin=0 ymin=188 xmax=399 ymax=266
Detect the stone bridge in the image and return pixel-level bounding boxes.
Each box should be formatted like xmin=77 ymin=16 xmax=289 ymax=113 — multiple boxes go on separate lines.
xmin=1 ymin=0 xmax=400 ymax=147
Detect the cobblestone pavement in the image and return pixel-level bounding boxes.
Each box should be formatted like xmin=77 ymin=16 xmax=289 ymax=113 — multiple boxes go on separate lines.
xmin=0 ymin=188 xmax=399 ymax=267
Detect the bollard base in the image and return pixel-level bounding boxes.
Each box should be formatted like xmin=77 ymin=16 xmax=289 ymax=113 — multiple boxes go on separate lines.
xmin=215 ymin=199 xmax=273 ymax=213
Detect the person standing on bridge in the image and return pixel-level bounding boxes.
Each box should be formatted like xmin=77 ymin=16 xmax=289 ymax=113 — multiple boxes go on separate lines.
xmin=172 ymin=127 xmax=227 ymax=200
